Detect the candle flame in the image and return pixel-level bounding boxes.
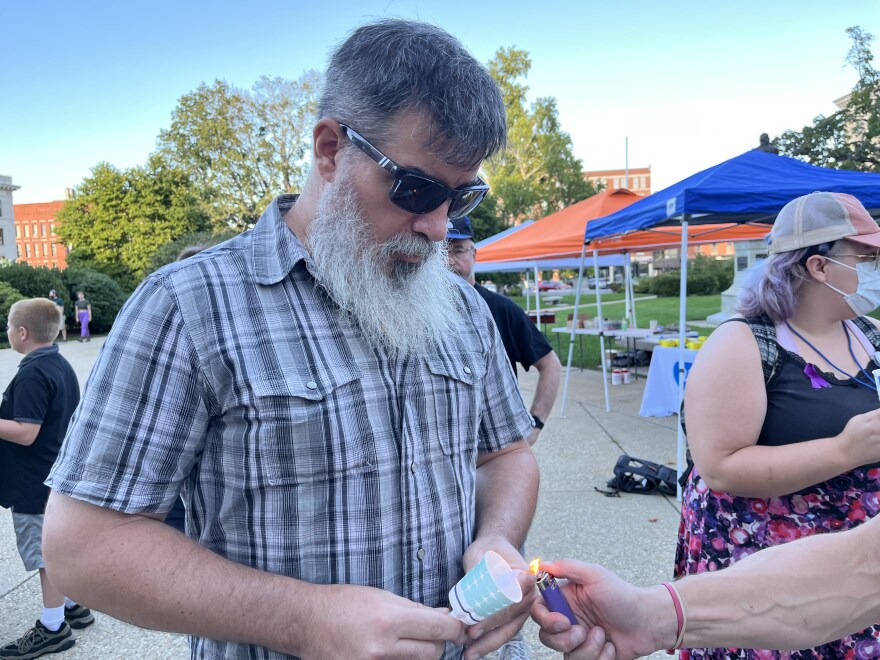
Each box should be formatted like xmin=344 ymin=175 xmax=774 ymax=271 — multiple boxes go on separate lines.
xmin=529 ymin=558 xmax=541 ymax=574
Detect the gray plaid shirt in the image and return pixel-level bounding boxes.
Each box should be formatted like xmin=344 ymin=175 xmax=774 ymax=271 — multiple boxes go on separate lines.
xmin=48 ymin=195 xmax=534 ymax=659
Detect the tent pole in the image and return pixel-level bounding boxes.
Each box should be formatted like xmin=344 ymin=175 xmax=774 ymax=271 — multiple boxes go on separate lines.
xmin=535 ymin=265 xmax=542 ymax=322
xmin=676 ymin=218 xmax=690 ymax=501
xmin=525 ymin=270 xmax=531 ymax=313
xmin=628 ymin=253 xmax=638 ymax=328
xmin=623 ymin=251 xmax=633 ymax=327
xmin=594 ymin=249 xmax=610 ymax=412
xmin=560 ymin=242 xmax=588 ymax=417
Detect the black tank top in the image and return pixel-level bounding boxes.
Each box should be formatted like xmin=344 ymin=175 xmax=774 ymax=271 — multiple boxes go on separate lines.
xmin=727 ymin=317 xmax=880 ymax=448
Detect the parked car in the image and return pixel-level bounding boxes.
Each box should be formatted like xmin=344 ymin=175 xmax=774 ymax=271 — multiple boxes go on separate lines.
xmin=538 ymin=280 xmax=563 ymax=291
xmin=481 ymin=281 xmax=498 ymax=292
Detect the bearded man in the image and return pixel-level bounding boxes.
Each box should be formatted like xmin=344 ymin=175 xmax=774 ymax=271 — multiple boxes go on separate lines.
xmin=43 ymin=19 xmax=539 ymax=660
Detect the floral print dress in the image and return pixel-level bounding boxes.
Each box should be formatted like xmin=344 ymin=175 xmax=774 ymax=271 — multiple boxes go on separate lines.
xmin=674 ymin=317 xmax=880 ymax=659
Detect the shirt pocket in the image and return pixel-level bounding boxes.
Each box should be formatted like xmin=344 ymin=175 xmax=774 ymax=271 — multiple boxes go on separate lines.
xmin=425 ymin=352 xmax=486 ymax=456
xmin=251 ymin=364 xmax=372 ymax=486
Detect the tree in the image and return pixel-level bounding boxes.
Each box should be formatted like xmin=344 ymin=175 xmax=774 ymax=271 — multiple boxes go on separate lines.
xmin=56 ymin=155 xmax=210 ymax=290
xmin=776 ymin=27 xmax=880 ymax=172
xmin=483 ymin=48 xmax=598 ymax=225
xmin=157 ymin=72 xmax=321 ymax=231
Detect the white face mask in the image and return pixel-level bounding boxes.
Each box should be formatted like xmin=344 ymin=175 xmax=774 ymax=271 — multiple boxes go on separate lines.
xmin=824 ymin=257 xmax=880 ymax=316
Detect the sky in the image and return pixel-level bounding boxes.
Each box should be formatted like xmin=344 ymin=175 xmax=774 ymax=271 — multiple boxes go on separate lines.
xmin=4 ymin=1 xmax=878 ymax=204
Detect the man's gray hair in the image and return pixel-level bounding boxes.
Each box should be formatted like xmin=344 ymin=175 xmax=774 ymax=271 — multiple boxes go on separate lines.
xmin=318 ymin=19 xmax=506 ymax=170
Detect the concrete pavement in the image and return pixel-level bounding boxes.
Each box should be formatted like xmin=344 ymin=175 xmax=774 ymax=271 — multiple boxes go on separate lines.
xmin=0 ymin=337 xmax=681 ymax=659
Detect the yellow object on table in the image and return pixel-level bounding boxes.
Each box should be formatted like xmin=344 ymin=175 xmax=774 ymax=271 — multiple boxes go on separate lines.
xmin=659 ymin=339 xmax=679 ymax=347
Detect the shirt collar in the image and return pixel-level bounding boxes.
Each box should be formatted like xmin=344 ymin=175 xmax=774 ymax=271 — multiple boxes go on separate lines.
xmin=19 ymin=344 xmax=59 ymax=368
xmin=251 ymin=194 xmax=311 ymax=285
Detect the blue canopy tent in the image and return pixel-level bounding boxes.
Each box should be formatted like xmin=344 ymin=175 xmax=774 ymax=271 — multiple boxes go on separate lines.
xmin=581 ymin=150 xmax=880 ymax=496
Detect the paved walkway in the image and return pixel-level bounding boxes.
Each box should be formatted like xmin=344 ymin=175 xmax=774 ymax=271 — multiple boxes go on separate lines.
xmin=0 ymin=338 xmax=680 ymax=658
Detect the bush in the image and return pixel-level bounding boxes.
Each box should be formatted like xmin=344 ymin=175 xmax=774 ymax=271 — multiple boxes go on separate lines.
xmin=66 ymin=250 xmax=140 ymax=295
xmin=61 ymin=268 xmax=129 ymax=334
xmin=0 ymin=262 xmax=66 ymax=301
xmin=648 ymin=272 xmax=683 ymax=297
xmin=0 ymin=281 xmax=26 ymax=326
xmin=637 ymin=255 xmax=735 ymax=297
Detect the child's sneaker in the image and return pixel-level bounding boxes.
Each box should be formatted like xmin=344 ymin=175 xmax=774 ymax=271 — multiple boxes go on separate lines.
xmin=63 ymin=605 xmax=95 ymax=630
xmin=0 ymin=620 xmax=75 ymax=659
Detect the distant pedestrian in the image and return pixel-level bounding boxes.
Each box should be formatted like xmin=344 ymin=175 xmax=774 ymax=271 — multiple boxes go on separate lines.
xmin=73 ymin=292 xmax=91 ymax=342
xmin=47 ymin=290 xmax=66 ymax=343
xmin=0 ymin=299 xmax=93 ymax=659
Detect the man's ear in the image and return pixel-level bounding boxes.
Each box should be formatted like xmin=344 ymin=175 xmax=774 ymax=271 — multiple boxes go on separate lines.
xmin=312 ymin=119 xmax=345 ymax=183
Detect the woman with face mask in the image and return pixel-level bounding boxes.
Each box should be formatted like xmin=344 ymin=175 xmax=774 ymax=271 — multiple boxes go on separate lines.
xmin=672 ymin=192 xmax=880 ymax=660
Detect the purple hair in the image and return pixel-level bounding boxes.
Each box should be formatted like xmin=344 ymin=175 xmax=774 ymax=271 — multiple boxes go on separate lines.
xmin=736 ymin=242 xmax=834 ymax=322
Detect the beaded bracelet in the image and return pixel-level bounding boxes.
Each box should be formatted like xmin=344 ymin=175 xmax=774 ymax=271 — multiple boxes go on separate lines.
xmin=662 ymin=581 xmax=687 ymax=653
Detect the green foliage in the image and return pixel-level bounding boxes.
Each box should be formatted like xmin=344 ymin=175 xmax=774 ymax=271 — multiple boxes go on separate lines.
xmin=468 ymin=194 xmax=507 ymax=242
xmin=57 ymin=155 xmax=210 ymax=286
xmin=776 ymin=27 xmax=880 ymax=172
xmin=647 ymin=272 xmax=683 ymax=297
xmin=0 ymin=282 xmax=26 ymax=327
xmin=484 ymin=47 xmax=598 ymax=225
xmin=65 ymin=250 xmax=140 ymax=294
xmin=61 ymin=268 xmax=129 ymax=334
xmin=148 ymin=229 xmax=238 ymax=273
xmin=640 ymin=256 xmax=734 ymax=297
xmin=0 ymin=261 xmax=66 ymax=301
xmin=157 ymin=73 xmax=321 ymax=231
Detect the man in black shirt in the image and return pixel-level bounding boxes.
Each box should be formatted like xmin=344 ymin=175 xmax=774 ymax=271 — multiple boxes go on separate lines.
xmin=0 ymin=298 xmax=93 ymax=659
xmin=447 ymin=217 xmax=561 ymax=447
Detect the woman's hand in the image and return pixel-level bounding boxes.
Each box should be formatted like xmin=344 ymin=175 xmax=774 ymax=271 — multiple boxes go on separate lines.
xmin=839 ymin=409 xmax=880 ymax=467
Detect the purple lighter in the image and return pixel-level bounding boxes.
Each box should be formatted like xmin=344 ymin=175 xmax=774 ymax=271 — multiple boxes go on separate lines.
xmin=535 ymin=570 xmax=577 ymax=625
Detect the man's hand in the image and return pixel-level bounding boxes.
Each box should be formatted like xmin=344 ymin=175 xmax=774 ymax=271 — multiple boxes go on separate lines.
xmin=530 ymin=560 xmax=676 ymax=660
xmin=300 ymin=583 xmax=468 ymax=659
xmin=460 ymin=536 xmax=538 ymax=660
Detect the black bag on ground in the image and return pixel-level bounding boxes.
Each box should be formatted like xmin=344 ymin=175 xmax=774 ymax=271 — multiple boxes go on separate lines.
xmin=606 ymin=454 xmax=677 ymax=496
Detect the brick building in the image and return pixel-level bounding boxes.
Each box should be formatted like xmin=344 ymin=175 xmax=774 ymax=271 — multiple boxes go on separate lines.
xmin=13 ymin=201 xmax=69 ymax=269
xmin=584 ymin=166 xmax=652 ymax=197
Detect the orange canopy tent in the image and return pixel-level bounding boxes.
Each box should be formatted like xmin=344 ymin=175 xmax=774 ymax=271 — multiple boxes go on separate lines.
xmin=477 ymin=189 xmax=641 ymax=263
xmin=476 ymin=188 xmax=771 ymax=264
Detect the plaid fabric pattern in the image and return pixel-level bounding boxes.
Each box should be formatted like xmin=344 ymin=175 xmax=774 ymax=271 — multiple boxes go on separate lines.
xmin=48 ymin=195 xmax=534 ymax=659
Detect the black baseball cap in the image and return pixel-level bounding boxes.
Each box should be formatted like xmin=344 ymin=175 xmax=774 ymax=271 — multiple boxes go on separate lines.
xmin=446 ymin=216 xmax=474 ymax=240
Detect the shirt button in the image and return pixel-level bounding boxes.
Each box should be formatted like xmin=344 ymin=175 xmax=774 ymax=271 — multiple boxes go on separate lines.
xmin=411 ymin=461 xmax=417 ymax=474
xmin=463 ymin=366 xmax=472 ymax=374
xmin=417 ymin=548 xmax=426 ymax=560
xmin=306 ymin=380 xmax=318 ymax=390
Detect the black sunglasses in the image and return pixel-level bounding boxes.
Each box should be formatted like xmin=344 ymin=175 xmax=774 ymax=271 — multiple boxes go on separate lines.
xmin=339 ymin=123 xmax=489 ymax=219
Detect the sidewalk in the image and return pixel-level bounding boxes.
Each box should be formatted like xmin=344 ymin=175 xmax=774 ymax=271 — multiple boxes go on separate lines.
xmin=0 ymin=338 xmax=681 ymax=659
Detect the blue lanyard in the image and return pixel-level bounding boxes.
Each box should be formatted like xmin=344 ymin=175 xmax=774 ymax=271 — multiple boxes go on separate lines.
xmin=785 ymin=321 xmax=877 ymax=391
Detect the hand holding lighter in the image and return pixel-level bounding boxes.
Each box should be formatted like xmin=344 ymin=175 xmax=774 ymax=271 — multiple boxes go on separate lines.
xmin=536 ymin=570 xmax=577 ymax=625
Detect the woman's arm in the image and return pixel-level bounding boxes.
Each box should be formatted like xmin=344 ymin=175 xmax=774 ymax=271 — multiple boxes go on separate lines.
xmin=685 ymin=321 xmax=880 ymax=498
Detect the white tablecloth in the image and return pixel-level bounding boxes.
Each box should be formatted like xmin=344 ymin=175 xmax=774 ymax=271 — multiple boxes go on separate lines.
xmin=639 ymin=346 xmax=699 ymax=417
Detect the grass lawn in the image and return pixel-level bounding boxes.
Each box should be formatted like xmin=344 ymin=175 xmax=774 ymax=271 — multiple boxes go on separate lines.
xmin=515 ymin=293 xmax=723 ymax=371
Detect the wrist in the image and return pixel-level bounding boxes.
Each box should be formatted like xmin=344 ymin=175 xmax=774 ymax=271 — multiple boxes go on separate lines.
xmin=644 ymin=584 xmax=681 ymax=653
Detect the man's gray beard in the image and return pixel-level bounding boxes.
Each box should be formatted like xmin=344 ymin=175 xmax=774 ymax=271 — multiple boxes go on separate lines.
xmin=306 ymin=172 xmax=461 ymax=357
